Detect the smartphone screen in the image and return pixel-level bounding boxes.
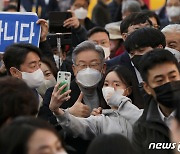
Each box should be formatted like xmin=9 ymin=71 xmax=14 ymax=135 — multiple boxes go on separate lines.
xmin=49 ymin=11 xmax=72 ymax=33
xmin=57 ymin=71 xmax=71 ymax=95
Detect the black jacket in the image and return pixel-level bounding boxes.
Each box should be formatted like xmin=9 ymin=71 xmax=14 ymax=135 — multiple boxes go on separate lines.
xmin=132 ymin=99 xmax=173 ymax=154
xmin=84 ymin=18 xmax=96 ymax=31
xmin=92 ymin=1 xmax=111 ymax=27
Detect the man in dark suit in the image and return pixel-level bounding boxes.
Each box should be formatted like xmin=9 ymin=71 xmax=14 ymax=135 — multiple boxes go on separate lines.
xmin=132 ymin=49 xmax=180 ymax=154
xmin=106 ymin=12 xmax=153 ymax=71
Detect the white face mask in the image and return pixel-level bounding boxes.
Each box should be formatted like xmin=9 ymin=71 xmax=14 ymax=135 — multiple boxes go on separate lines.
xmin=37 ymin=78 xmax=57 ymax=96
xmin=54 ymin=55 xmax=63 ymax=69
xmin=102 ymin=87 xmax=124 ymax=106
xmin=99 ymin=45 xmax=111 ymax=59
xmin=102 ymin=87 xmax=115 ymax=102
xmin=21 ymin=69 xmax=44 ymax=88
xmin=76 ymin=67 xmax=102 ymax=88
xmin=166 ymin=6 xmax=180 ymax=18
xmin=165 ymin=47 xmax=180 ymax=62
xmin=74 ymin=7 xmax=88 ymax=19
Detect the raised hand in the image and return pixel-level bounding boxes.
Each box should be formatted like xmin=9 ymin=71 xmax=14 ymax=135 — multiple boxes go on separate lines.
xmin=69 ymin=92 xmax=91 ymax=117
xmin=91 ymin=107 xmax=102 ymax=116
xmin=49 ymin=83 xmax=71 ymax=115
xmin=63 ymin=10 xmax=80 ymax=29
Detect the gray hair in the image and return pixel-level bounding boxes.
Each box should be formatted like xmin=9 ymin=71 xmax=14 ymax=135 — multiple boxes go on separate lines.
xmin=122 ymin=0 xmax=141 ymax=14
xmin=161 ymin=24 xmax=180 ymax=34
xmin=72 ymin=40 xmax=105 ymax=64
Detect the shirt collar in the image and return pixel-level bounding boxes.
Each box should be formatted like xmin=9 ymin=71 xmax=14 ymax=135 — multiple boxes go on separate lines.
xmin=157 ymin=105 xmax=175 ymax=122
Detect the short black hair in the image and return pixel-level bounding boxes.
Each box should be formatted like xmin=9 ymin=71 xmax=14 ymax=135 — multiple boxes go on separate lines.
xmin=86 ymin=133 xmax=134 ymax=154
xmin=142 ymin=10 xmax=161 ymax=28
xmin=139 ymin=48 xmax=180 ymax=83
xmin=3 ymin=43 xmax=42 ymax=75
xmin=0 ymin=117 xmax=65 ymax=154
xmin=124 ymin=27 xmax=166 ymax=53
xmin=3 ymin=4 xmax=17 ymax=11
xmin=87 ymin=27 xmax=110 ymax=39
xmin=72 ymin=40 xmax=105 ymax=64
xmin=0 ymin=77 xmax=38 ymax=127
xmin=120 ymin=12 xmax=152 ymax=34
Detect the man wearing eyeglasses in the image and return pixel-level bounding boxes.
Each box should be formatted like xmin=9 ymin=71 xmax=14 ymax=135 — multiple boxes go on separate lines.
xmin=38 ymin=41 xmax=109 ymax=154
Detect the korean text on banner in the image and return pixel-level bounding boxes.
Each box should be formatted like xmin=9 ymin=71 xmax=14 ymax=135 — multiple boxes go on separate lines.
xmin=0 ymin=12 xmax=41 ymax=53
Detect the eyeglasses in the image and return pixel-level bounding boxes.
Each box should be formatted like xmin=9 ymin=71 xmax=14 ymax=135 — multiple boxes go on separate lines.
xmin=75 ymin=62 xmax=102 ymax=70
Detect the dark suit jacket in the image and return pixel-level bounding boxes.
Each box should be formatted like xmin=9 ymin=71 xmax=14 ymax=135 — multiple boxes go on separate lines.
xmin=92 ymin=1 xmax=111 ymax=27
xmin=132 ymin=99 xmax=173 ymax=154
xmin=106 ymin=51 xmax=136 ymax=77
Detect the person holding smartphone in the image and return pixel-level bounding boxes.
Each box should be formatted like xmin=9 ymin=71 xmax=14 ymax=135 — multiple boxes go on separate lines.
xmin=70 ymin=0 xmax=96 ymax=30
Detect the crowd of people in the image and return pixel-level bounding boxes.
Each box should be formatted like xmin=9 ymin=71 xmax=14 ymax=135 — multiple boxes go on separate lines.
xmin=0 ymin=0 xmax=180 ymax=154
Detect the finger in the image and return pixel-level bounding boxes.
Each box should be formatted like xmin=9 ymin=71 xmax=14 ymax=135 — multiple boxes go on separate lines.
xmin=57 ymin=83 xmax=68 ymax=94
xmin=67 ymin=10 xmax=74 ymax=17
xmin=83 ymin=105 xmax=90 ymax=112
xmin=58 ymin=90 xmax=71 ymax=100
xmin=63 ymin=22 xmax=73 ymax=28
xmin=53 ymin=83 xmax=60 ymax=93
xmin=64 ymin=18 xmax=72 ymax=24
xmin=36 ymin=19 xmax=47 ymax=24
xmin=92 ymin=108 xmax=98 ymax=113
xmin=98 ymin=107 xmax=102 ymax=111
xmin=82 ymin=110 xmax=90 ymax=117
xmin=61 ymin=95 xmax=71 ymax=102
xmin=77 ymin=92 xmax=84 ymax=102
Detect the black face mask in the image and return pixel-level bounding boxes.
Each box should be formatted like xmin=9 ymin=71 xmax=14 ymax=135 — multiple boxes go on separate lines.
xmin=131 ymin=55 xmax=143 ymax=71
xmin=153 ymin=81 xmax=180 ymax=108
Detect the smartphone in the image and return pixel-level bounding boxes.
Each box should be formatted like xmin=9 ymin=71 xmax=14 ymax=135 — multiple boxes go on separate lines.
xmin=57 ymin=71 xmax=71 ymax=95
xmin=49 ymin=11 xmax=72 ymax=33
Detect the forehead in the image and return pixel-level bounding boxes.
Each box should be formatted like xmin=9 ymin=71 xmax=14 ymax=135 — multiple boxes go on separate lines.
xmin=127 ymin=22 xmax=150 ymax=34
xmin=167 ymin=0 xmax=180 ymax=5
xmin=149 ymin=17 xmax=158 ymax=25
xmin=89 ymin=32 xmax=109 ymax=41
xmin=164 ymin=32 xmax=180 ymax=40
xmin=24 ymin=52 xmax=40 ymax=63
xmin=40 ymin=62 xmax=50 ymax=71
xmin=73 ymin=0 xmax=88 ymax=6
xmin=75 ymin=50 xmax=101 ymax=62
xmin=147 ymin=62 xmax=179 ymax=81
xmin=28 ymin=129 xmax=59 ymax=149
xmin=105 ymin=71 xmax=121 ymax=80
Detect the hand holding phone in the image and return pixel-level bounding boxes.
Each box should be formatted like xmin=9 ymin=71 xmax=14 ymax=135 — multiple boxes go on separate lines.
xmin=57 ymin=71 xmax=71 ymax=95
xmin=63 ymin=10 xmax=80 ymax=29
xmin=49 ymin=11 xmax=72 ymax=33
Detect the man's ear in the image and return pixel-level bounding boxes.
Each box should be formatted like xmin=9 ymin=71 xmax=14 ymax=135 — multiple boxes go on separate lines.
xmin=143 ymin=82 xmax=153 ymax=95
xmin=9 ymin=67 xmax=22 ymax=79
xmin=72 ymin=64 xmax=77 ymax=76
xmin=102 ymin=63 xmax=106 ymax=74
xmin=122 ymin=33 xmax=127 ymax=41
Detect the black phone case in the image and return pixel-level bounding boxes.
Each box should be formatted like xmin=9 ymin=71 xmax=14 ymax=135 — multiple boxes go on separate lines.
xmin=49 ymin=11 xmax=72 ymax=33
